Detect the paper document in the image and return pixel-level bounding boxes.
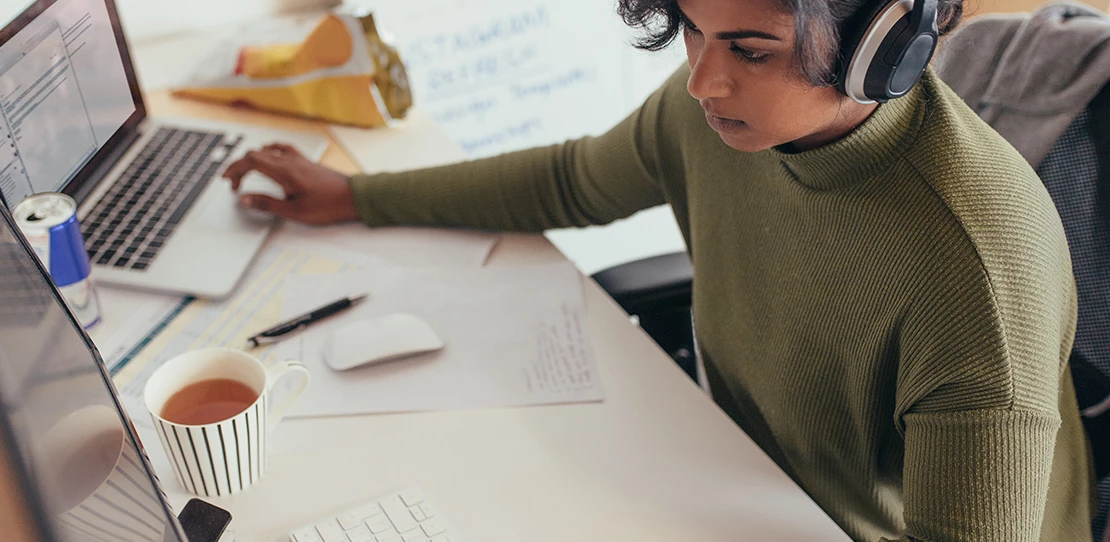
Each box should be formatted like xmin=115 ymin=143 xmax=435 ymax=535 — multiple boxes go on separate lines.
xmin=109 ymin=224 xmax=496 ymax=395
xmin=277 ymin=261 xmax=603 ymax=416
xmin=111 ymin=239 xmax=374 ymax=399
xmin=89 ymin=287 xmax=186 ymax=370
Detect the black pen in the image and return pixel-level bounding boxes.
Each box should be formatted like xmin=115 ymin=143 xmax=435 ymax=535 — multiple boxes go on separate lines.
xmin=246 ymin=294 xmax=368 ymax=347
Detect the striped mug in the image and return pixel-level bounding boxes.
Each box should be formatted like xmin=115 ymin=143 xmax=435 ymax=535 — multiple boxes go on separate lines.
xmin=143 ymin=347 xmax=310 ymax=497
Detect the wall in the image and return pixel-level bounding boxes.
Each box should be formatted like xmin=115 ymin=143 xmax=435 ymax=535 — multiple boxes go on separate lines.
xmin=970 ymin=0 xmax=1109 ymax=15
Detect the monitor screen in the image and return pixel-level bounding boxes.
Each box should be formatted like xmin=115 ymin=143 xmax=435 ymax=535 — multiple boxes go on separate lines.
xmin=0 ymin=0 xmax=140 ymax=208
xmin=0 ymin=202 xmax=186 ymax=541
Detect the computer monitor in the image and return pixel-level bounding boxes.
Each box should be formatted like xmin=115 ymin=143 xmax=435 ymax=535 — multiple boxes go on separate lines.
xmin=0 ymin=201 xmax=188 ymax=541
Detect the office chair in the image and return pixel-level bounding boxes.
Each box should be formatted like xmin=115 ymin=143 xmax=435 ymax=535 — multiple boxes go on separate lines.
xmin=1032 ymin=81 xmax=1110 ymax=540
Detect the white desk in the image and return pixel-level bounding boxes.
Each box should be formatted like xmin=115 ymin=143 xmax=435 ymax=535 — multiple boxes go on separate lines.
xmin=86 ymin=37 xmax=850 ymax=542
xmin=180 ymin=234 xmax=849 ymax=542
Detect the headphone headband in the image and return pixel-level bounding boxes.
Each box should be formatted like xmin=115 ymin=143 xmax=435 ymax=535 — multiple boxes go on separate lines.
xmin=910 ymin=0 xmax=938 ymax=32
xmin=838 ymin=0 xmax=939 ymax=104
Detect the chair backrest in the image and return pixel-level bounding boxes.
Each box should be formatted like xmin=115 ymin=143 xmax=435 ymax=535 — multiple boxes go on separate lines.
xmin=1027 ymin=83 xmax=1110 ymax=541
xmin=1037 ymin=92 xmax=1110 ymax=408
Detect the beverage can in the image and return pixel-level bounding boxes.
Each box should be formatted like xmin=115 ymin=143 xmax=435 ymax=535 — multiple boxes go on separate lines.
xmin=13 ymin=193 xmax=101 ymax=329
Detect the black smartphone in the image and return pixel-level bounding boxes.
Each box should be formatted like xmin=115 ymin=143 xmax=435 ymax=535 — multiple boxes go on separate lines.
xmin=177 ymin=498 xmax=232 ymax=542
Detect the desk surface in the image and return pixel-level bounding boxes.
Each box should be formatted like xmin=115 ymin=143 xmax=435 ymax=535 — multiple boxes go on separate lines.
xmin=113 ymin=92 xmax=850 ymax=542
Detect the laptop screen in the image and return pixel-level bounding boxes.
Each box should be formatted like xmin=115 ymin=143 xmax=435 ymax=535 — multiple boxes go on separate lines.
xmin=0 ymin=0 xmax=143 ymax=209
xmin=0 ymin=202 xmax=186 ymax=540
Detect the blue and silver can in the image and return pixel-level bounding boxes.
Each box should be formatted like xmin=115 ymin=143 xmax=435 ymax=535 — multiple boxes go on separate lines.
xmin=13 ymin=193 xmax=101 ymax=329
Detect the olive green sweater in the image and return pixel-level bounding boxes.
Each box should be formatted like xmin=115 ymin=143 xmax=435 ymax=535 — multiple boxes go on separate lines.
xmin=349 ymin=68 xmax=1092 ymax=541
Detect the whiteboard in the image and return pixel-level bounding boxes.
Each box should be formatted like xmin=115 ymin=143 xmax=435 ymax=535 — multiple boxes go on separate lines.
xmin=357 ymin=0 xmax=684 ymax=158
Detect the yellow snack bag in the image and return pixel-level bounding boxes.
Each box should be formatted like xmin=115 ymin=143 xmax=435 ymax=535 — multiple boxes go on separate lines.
xmin=173 ymin=13 xmax=412 ymax=128
xmin=237 ymin=15 xmax=355 ymax=80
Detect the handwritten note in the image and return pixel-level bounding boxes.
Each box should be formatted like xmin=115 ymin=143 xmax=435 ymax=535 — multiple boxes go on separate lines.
xmin=526 ymin=303 xmax=597 ymax=398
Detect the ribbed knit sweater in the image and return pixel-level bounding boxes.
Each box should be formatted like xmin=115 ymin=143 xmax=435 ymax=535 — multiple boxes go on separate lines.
xmin=349 ymin=68 xmax=1092 ymax=541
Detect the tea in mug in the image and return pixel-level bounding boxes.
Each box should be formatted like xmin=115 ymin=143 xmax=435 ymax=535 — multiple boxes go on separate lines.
xmin=160 ymin=379 xmax=259 ymax=425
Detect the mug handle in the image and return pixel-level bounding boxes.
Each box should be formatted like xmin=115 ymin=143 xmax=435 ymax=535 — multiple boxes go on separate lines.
xmin=265 ymin=361 xmax=311 ymax=432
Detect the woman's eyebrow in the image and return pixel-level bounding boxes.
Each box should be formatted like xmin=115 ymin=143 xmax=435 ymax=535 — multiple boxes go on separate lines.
xmin=715 ymin=29 xmax=783 ymax=41
xmin=674 ymin=5 xmax=783 ymax=41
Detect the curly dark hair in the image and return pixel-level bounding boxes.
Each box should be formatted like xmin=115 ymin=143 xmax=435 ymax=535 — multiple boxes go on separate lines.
xmin=617 ymin=0 xmax=964 ymax=87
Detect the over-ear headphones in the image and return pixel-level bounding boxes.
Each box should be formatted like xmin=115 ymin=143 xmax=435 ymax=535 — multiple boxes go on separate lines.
xmin=837 ymin=0 xmax=938 ymax=104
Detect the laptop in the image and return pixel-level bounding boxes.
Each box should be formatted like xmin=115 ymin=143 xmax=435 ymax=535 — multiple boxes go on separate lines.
xmin=0 ymin=196 xmax=198 ymax=541
xmin=0 ymin=0 xmax=328 ymax=298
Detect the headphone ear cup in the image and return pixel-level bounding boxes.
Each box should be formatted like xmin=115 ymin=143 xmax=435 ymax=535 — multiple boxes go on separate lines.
xmin=840 ymin=0 xmax=937 ymax=103
xmin=886 ymin=33 xmax=937 ymax=94
xmin=836 ymin=0 xmax=898 ymax=96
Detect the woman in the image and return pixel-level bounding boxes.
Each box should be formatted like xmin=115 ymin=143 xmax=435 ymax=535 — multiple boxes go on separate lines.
xmin=223 ymin=0 xmax=1093 ymax=539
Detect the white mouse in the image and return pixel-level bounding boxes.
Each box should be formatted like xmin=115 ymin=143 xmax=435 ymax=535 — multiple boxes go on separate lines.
xmin=234 ymin=171 xmax=287 ymax=222
xmin=321 ymin=313 xmax=445 ymax=371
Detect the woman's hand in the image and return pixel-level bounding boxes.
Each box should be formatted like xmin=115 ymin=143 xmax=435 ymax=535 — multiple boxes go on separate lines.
xmin=222 ymin=143 xmax=361 ymax=225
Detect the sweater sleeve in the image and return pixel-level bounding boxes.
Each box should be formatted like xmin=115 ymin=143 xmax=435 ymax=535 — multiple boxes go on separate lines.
xmin=885 ymin=308 xmax=1065 ymax=541
xmin=881 ymin=410 xmax=1060 ymax=542
xmin=346 ymin=77 xmax=676 ymax=232
xmin=882 ymin=199 xmax=1079 ymax=541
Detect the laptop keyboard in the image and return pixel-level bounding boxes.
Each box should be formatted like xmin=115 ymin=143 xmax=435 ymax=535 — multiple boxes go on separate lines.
xmin=81 ymin=127 xmax=242 ymax=271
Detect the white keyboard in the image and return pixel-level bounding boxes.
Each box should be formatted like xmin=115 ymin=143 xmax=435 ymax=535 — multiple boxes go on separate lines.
xmin=288 ymin=487 xmax=461 ymax=542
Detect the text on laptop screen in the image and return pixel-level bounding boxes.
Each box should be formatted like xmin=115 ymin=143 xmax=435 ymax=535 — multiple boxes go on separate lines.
xmin=0 ymin=0 xmax=134 ymax=207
